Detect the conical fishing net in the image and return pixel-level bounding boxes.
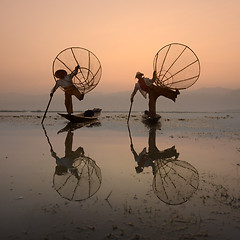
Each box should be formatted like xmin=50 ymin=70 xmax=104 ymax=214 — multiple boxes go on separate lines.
xmin=53 ymin=156 xmax=102 ymax=201
xmin=153 ymin=43 xmax=200 ymax=90
xmin=52 ymin=47 xmax=102 ymax=94
xmin=152 ymin=159 xmax=199 ymax=205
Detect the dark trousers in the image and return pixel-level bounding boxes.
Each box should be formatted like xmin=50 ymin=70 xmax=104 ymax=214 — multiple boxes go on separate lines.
xmin=148 ymin=85 xmax=178 ymax=118
xmin=64 ymin=86 xmax=84 ymax=114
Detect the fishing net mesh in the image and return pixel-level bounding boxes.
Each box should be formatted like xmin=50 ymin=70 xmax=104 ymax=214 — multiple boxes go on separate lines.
xmin=53 ymin=156 xmax=102 ymax=201
xmin=53 ymin=47 xmax=102 ymax=94
xmin=153 ymin=43 xmax=200 ymax=90
xmin=152 ymin=159 xmax=199 ymax=205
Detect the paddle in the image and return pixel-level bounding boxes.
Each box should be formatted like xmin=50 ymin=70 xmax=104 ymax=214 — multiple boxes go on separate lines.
xmin=41 ymin=94 xmax=53 ymax=124
xmin=127 ymin=100 xmax=133 ymax=123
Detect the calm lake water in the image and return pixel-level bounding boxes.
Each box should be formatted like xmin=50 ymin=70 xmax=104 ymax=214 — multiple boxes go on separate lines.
xmin=0 ymin=111 xmax=240 ymax=240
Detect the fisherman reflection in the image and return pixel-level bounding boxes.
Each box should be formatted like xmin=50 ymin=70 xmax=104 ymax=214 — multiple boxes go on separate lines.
xmin=50 ymin=131 xmax=84 ymax=179
xmin=131 ymin=127 xmax=179 ymax=174
xmin=42 ymin=124 xmax=102 ymax=201
xmin=129 ymin=125 xmax=199 ymax=205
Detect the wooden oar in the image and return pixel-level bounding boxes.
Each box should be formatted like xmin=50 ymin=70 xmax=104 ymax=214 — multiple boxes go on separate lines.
xmin=41 ymin=94 xmax=53 ymax=124
xmin=127 ymin=101 xmax=133 ymax=123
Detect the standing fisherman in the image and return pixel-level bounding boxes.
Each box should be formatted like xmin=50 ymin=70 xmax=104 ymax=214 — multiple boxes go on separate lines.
xmin=50 ymin=65 xmax=84 ymax=115
xmin=130 ymin=71 xmax=180 ymax=119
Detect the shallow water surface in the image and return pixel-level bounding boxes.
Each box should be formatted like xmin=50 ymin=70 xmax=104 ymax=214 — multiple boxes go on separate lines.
xmin=0 ymin=112 xmax=240 ymax=240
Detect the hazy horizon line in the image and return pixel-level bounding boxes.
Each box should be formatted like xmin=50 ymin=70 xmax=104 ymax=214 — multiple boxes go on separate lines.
xmin=1 ymin=86 xmax=240 ymax=96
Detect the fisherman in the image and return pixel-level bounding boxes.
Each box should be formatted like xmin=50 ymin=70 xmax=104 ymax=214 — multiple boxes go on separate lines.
xmin=130 ymin=125 xmax=179 ymax=174
xmin=130 ymin=71 xmax=180 ymax=119
xmin=50 ymin=65 xmax=84 ymax=115
xmin=50 ymin=130 xmax=84 ymax=178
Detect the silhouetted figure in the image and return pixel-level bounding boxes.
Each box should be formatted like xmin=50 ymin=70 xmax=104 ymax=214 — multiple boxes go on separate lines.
xmin=42 ymin=127 xmax=102 ymax=201
xmin=130 ymin=71 xmax=180 ymax=119
xmin=50 ymin=130 xmax=84 ymax=178
xmin=50 ymin=65 xmax=84 ymax=114
xmin=130 ymin=126 xmax=179 ymax=174
xmin=128 ymin=125 xmax=199 ymax=205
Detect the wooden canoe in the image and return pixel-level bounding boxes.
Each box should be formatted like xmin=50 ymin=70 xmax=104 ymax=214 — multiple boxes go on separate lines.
xmin=58 ymin=108 xmax=101 ymax=123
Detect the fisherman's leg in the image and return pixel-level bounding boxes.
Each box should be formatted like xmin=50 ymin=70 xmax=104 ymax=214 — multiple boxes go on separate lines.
xmin=73 ymin=88 xmax=84 ymax=101
xmin=148 ymin=91 xmax=158 ymax=118
xmin=65 ymin=131 xmax=73 ymax=157
xmin=148 ymin=126 xmax=157 ymax=150
xmin=154 ymin=86 xmax=179 ymax=102
xmin=65 ymin=92 xmax=73 ymax=114
xmin=156 ymin=146 xmax=179 ymax=159
xmin=72 ymin=146 xmax=84 ymax=159
xmin=148 ymin=127 xmax=160 ymax=159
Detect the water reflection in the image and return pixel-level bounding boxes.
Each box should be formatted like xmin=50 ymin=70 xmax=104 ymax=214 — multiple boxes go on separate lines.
xmin=57 ymin=119 xmax=101 ymax=134
xmin=128 ymin=124 xmax=199 ymax=205
xmin=42 ymin=124 xmax=102 ymax=201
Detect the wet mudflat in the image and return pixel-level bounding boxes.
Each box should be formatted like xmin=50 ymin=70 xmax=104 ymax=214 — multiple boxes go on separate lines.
xmin=0 ymin=111 xmax=240 ymax=240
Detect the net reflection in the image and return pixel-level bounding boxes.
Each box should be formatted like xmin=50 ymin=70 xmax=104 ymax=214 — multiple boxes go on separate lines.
xmin=42 ymin=123 xmax=102 ymax=201
xmin=128 ymin=124 xmax=199 ymax=205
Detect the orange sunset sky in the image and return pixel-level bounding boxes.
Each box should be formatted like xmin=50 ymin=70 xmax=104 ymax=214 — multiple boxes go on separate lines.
xmin=0 ymin=0 xmax=240 ymax=95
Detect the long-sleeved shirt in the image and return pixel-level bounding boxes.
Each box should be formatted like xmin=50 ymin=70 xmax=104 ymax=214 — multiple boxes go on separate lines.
xmin=131 ymin=77 xmax=155 ymax=99
xmin=51 ymin=69 xmax=78 ymax=94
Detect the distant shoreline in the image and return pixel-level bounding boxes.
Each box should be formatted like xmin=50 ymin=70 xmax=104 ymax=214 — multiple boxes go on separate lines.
xmin=1 ymin=87 xmax=240 ymax=113
xmin=0 ymin=110 xmax=240 ymax=113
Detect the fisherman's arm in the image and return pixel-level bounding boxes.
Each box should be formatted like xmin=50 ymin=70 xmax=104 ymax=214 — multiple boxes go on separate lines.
xmin=50 ymin=82 xmax=60 ymax=96
xmin=130 ymin=145 xmax=140 ymax=163
xmin=70 ymin=65 xmax=80 ymax=78
xmin=50 ymin=149 xmax=58 ymax=160
xmin=152 ymin=70 xmax=157 ymax=82
xmin=146 ymin=71 xmax=157 ymax=85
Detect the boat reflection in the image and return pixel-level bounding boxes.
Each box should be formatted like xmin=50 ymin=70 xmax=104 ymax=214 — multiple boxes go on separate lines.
xmin=57 ymin=119 xmax=101 ymax=134
xmin=42 ymin=124 xmax=102 ymax=201
xmin=128 ymin=124 xmax=199 ymax=205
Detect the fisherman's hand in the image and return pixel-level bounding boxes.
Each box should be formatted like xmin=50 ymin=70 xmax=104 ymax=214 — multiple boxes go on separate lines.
xmin=153 ymin=70 xmax=157 ymax=79
xmin=75 ymin=65 xmax=80 ymax=70
xmin=51 ymin=150 xmax=57 ymax=158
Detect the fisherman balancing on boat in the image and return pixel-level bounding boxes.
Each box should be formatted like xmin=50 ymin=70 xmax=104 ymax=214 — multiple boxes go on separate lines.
xmin=50 ymin=65 xmax=84 ymax=115
xmin=130 ymin=71 xmax=180 ymax=119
